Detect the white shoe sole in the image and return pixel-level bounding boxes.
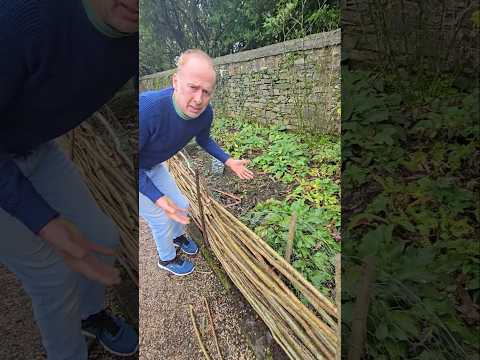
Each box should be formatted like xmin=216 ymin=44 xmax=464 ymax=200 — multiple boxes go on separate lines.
xmin=81 ymin=331 xmax=139 ymax=357
xmin=157 ymin=261 xmax=195 ymax=276
xmin=99 ymin=338 xmax=139 ymax=357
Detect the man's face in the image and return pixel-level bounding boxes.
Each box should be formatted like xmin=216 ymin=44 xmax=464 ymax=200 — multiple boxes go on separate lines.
xmin=97 ymin=0 xmax=139 ymax=34
xmin=172 ymin=57 xmax=216 ymax=119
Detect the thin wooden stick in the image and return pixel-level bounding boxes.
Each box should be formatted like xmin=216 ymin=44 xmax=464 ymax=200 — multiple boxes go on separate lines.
xmin=284 ymin=211 xmax=297 ymax=263
xmin=211 ymin=188 xmax=241 ymax=201
xmin=189 ymin=304 xmax=213 ymax=360
xmin=224 ymin=200 xmax=241 ymax=209
xmin=335 ymin=254 xmax=341 ymax=360
xmin=195 ymin=169 xmax=209 ymax=247
xmin=70 ymin=128 xmax=76 ymax=161
xmin=203 ymin=297 xmax=223 ymax=360
xmin=348 ymin=256 xmax=375 ymax=360
xmin=211 ymin=188 xmax=241 ymax=208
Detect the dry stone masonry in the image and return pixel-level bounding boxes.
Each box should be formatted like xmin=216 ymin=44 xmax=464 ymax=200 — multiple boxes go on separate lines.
xmin=141 ymin=30 xmax=341 ymax=135
xmin=342 ymin=0 xmax=479 ymax=74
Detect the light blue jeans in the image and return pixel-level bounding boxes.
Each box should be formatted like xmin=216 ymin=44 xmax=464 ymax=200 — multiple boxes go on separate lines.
xmin=139 ymin=163 xmax=189 ymax=261
xmin=0 ymin=142 xmax=119 ymax=360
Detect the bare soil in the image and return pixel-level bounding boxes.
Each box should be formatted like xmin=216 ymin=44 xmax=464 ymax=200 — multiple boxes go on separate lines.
xmin=185 ymin=143 xmax=291 ymax=219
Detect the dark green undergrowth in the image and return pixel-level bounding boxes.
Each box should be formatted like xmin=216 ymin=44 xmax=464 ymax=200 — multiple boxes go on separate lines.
xmin=342 ymin=68 xmax=479 ymax=359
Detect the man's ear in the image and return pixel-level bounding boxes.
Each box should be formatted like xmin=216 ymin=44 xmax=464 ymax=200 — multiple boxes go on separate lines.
xmin=172 ymin=73 xmax=178 ymax=90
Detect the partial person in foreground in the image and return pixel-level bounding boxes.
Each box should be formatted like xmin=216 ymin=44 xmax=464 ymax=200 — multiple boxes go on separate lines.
xmin=0 ymin=0 xmax=140 ymax=358
xmin=139 ymin=49 xmax=254 ymax=276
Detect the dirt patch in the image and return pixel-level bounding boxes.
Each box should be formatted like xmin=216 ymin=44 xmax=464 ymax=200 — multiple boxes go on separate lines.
xmin=185 ymin=143 xmax=290 ymax=219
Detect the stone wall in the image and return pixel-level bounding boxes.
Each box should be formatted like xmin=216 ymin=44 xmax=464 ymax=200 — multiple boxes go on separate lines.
xmin=141 ymin=30 xmax=341 ymax=135
xmin=342 ymin=0 xmax=479 ymax=74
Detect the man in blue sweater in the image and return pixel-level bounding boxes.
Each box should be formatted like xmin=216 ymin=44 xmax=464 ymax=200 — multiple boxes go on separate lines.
xmin=139 ymin=49 xmax=254 ymax=276
xmin=0 ymin=0 xmax=139 ymax=358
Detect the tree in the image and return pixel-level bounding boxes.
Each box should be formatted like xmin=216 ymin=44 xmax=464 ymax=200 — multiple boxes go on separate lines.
xmin=139 ymin=0 xmax=340 ymax=75
xmin=263 ymin=0 xmax=340 ymax=42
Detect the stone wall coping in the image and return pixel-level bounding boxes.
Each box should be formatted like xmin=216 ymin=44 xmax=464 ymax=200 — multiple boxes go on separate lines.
xmin=141 ymin=29 xmax=341 ymax=80
xmin=142 ymin=68 xmax=175 ymax=80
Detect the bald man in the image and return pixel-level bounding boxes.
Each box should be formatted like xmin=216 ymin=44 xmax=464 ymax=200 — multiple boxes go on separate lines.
xmin=139 ymin=49 xmax=254 ymax=276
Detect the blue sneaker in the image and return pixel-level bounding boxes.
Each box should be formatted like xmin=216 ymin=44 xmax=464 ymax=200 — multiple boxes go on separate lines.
xmin=81 ymin=309 xmax=138 ymax=356
xmin=158 ymin=257 xmax=195 ymax=276
xmin=173 ymin=235 xmax=199 ymax=255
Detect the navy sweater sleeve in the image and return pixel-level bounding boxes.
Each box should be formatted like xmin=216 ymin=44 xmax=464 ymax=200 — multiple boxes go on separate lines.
xmin=0 ymin=161 xmax=59 ymax=233
xmin=0 ymin=4 xmax=59 ymax=233
xmin=195 ymin=124 xmax=230 ymax=163
xmin=138 ymin=107 xmax=164 ymax=203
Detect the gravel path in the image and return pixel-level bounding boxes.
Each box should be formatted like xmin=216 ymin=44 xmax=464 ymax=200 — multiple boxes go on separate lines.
xmin=139 ymin=220 xmax=259 ymax=360
xmin=0 ymin=263 xmax=138 ymax=360
xmin=0 ymin=264 xmax=45 ymax=359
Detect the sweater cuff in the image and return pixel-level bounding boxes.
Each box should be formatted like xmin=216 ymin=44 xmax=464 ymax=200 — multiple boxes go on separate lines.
xmin=139 ymin=169 xmax=165 ymax=204
xmin=13 ymin=195 xmax=60 ymax=234
xmin=218 ymin=153 xmax=231 ymax=164
xmin=143 ymin=186 xmax=164 ymax=204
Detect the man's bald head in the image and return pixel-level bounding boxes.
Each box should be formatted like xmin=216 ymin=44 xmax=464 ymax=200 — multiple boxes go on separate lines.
xmin=172 ymin=49 xmax=216 ymax=118
xmin=176 ymin=49 xmax=215 ymax=78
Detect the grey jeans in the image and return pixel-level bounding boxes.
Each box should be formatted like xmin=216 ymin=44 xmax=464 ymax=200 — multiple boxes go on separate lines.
xmin=0 ymin=141 xmax=119 ymax=360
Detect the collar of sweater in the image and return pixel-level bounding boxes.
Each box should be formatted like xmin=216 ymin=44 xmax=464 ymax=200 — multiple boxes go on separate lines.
xmin=172 ymin=94 xmax=194 ymax=120
xmin=82 ymin=0 xmax=131 ymax=38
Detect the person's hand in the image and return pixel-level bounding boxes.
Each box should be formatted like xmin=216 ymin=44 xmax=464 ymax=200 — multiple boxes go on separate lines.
xmin=38 ymin=217 xmax=121 ymax=286
xmin=225 ymin=158 xmax=254 ymax=180
xmin=155 ymin=196 xmax=190 ymax=225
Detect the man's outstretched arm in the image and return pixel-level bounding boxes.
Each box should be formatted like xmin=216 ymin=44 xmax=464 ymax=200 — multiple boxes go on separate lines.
xmin=196 ymin=126 xmax=254 ymax=179
xmin=195 ymin=125 xmax=230 ymax=163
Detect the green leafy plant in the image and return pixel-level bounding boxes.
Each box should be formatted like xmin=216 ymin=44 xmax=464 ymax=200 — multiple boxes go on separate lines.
xmin=212 ymin=116 xmax=341 ymax=298
xmin=242 ymin=199 xmax=340 ymax=297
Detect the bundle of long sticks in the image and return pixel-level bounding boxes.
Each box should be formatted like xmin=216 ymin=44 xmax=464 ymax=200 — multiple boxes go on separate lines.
xmin=61 ymin=112 xmax=139 ymax=285
xmin=168 ymin=152 xmax=338 ymax=360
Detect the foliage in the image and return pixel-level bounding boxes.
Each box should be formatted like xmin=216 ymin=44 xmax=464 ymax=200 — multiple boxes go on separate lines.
xmin=212 ymin=117 xmax=341 ymax=297
xmin=252 ymin=131 xmax=310 ymax=183
xmin=263 ymin=0 xmax=340 ymax=42
xmin=139 ymin=22 xmax=170 ymax=75
xmin=288 ymin=178 xmax=340 ymax=210
xmin=472 ymin=10 xmax=480 ymax=28
xmin=342 ymin=68 xmax=479 ymax=358
xmin=140 ymin=0 xmax=340 ymax=75
xmin=358 ymin=1 xmax=476 ymax=83
xmin=243 ymin=199 xmax=340 ymax=297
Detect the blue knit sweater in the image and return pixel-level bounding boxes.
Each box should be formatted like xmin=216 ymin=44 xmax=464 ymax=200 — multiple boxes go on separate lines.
xmin=0 ymin=0 xmax=138 ymax=233
xmin=139 ymin=88 xmax=230 ymax=203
